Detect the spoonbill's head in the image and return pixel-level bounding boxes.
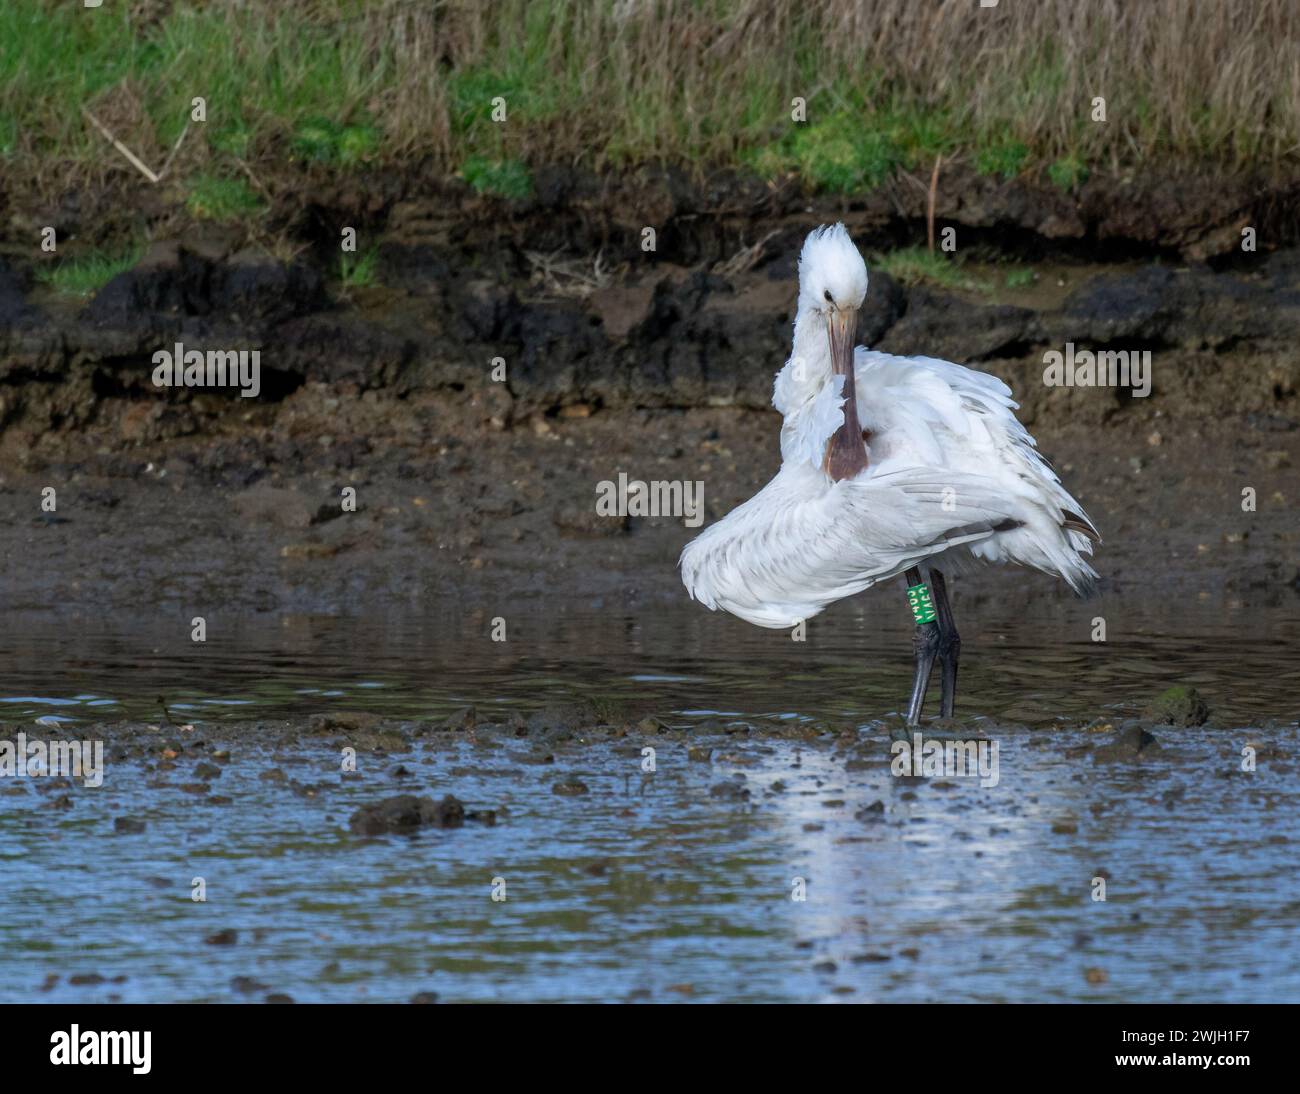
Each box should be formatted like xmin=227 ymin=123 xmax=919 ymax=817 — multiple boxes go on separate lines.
xmin=797 ymin=223 xmax=868 ymax=378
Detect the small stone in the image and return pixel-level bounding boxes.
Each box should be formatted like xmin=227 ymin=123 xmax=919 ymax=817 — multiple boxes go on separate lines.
xmin=855 ymin=800 xmax=886 ymax=821
xmin=280 ymin=543 xmax=339 ymax=560
xmin=552 ymin=779 xmax=589 ymax=796
xmin=441 ymin=706 xmax=477 ymax=732
xmin=554 ymin=505 xmax=628 ymax=537
xmin=205 ymin=929 xmax=238 ymax=946
xmin=310 ymin=711 xmax=382 ymax=734
xmin=1093 ymin=724 xmax=1160 ymax=762
xmin=349 ymin=794 xmax=467 ymax=834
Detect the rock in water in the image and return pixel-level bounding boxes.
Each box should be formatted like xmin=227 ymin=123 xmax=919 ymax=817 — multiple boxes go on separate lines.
xmin=1143 ymin=686 xmax=1210 ymax=727
xmin=551 ymin=779 xmax=589 ymax=796
xmin=349 ymin=793 xmax=466 ymax=835
xmin=1093 ymin=724 xmax=1160 ymax=763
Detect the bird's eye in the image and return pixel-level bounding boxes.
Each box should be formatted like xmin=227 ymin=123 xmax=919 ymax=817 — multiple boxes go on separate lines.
xmin=823 ymin=289 xmax=833 ymax=303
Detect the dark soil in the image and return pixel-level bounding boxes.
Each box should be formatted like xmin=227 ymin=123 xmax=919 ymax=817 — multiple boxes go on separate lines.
xmin=3 ymin=169 xmax=1299 ymax=616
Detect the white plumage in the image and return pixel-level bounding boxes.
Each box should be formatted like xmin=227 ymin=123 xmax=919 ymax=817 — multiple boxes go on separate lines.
xmin=680 ymin=224 xmax=1098 ymax=630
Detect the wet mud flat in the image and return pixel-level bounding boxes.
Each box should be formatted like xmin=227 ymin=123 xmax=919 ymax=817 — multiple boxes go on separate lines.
xmin=2 ymin=407 xmax=1298 ymax=619
xmin=3 ymin=697 xmax=1299 ymax=1003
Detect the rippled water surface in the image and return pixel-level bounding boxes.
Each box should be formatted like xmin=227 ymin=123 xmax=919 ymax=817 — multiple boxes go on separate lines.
xmin=2 ymin=594 xmax=1298 ymax=1002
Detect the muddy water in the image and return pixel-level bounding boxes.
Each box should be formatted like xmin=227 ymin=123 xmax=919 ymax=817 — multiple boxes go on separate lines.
xmin=2 ymin=594 xmax=1298 ymax=1003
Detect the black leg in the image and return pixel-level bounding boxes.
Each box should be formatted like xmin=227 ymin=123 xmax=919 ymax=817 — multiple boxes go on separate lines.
xmin=929 ymin=568 xmax=961 ymax=719
xmin=904 ymin=566 xmax=940 ymax=726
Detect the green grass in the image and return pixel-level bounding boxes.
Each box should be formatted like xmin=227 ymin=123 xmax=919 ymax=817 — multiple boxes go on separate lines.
xmin=976 ymin=138 xmax=1030 ymax=180
xmin=874 ymin=248 xmax=989 ymax=293
xmin=185 ymin=175 xmax=263 ymax=220
xmin=1047 ymin=155 xmax=1090 ymax=191
xmin=0 ymin=2 xmax=395 ymax=168
xmin=337 ymin=247 xmax=379 ymax=290
xmin=38 ymin=246 xmax=142 ymax=297
xmin=752 ymin=111 xmax=900 ymax=192
xmin=292 ymin=118 xmax=380 ymax=165
xmin=1005 ymin=268 xmax=1036 ymax=289
xmin=461 ymin=156 xmax=533 ymax=200
xmin=209 ymin=115 xmax=254 ymax=159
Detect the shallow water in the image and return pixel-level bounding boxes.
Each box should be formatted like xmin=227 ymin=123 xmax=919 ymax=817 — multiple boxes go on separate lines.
xmin=5 ymin=590 xmax=1298 ymax=726
xmin=2 ymin=594 xmax=1298 ymax=1002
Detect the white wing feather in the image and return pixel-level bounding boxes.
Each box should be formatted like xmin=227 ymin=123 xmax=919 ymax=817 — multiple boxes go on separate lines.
xmin=681 ymin=350 xmax=1098 ymax=628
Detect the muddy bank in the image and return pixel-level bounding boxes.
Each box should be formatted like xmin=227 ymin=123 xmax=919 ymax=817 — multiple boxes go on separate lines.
xmin=5 ymin=220 xmax=1300 ymax=428
xmin=1 ymin=394 xmax=1297 ymax=615
xmin=3 ymin=170 xmax=1300 ymax=615
xmin=9 ymin=160 xmax=1299 ymax=266
xmin=4 ymin=163 xmax=1299 ymax=434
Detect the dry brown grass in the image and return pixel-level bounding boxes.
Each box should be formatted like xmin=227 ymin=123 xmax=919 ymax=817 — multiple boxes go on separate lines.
xmin=2 ymin=0 xmax=1296 ymax=212
xmin=428 ymin=0 xmax=1300 ymax=170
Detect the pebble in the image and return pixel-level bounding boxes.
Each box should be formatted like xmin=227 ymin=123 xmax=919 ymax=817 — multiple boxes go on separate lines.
xmin=551 ymin=780 xmax=589 ymax=796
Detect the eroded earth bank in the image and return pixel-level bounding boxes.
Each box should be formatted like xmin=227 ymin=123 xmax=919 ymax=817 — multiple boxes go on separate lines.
xmin=3 ymin=168 xmax=1299 ymax=616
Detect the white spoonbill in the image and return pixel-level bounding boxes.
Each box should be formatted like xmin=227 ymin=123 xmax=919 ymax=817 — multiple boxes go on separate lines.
xmin=680 ymin=224 xmax=1100 ymax=724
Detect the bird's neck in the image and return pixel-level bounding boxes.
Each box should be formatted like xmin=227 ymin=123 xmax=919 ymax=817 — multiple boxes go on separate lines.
xmin=822 ymin=353 xmax=868 ymax=480
xmin=774 ymin=306 xmax=869 ymax=480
